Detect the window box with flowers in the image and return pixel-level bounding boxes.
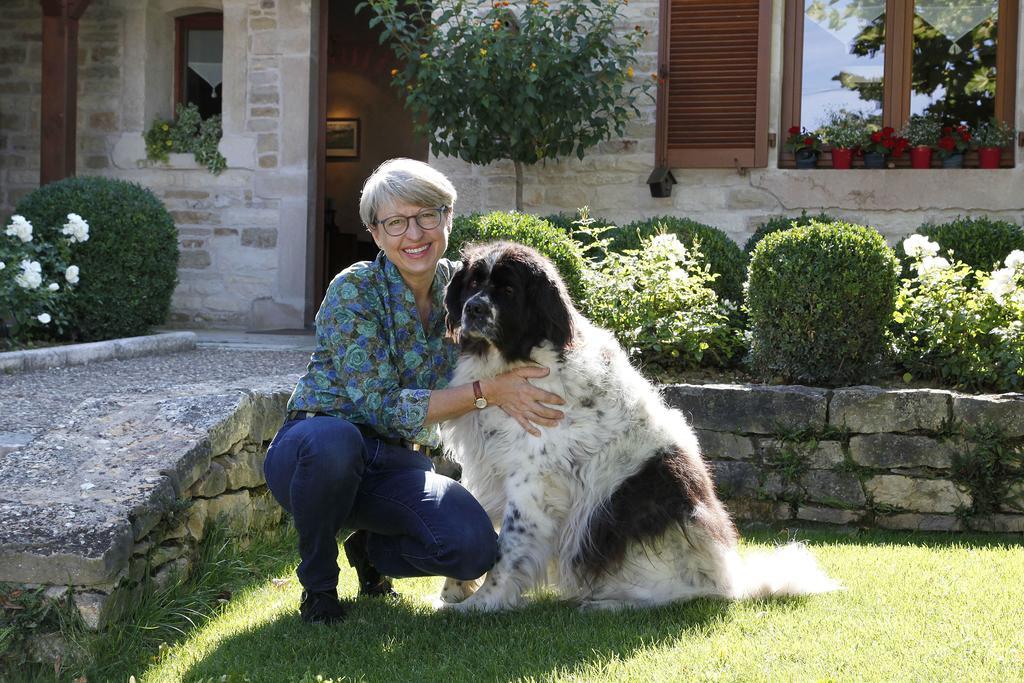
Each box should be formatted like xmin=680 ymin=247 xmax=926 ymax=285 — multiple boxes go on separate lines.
xmin=973 ymin=118 xmax=1016 ymax=169
xmin=815 ymin=109 xmax=869 ymax=169
xmin=937 ymin=124 xmax=971 ymax=168
xmin=900 ymin=114 xmax=943 ymax=169
xmin=861 ymin=126 xmax=908 ymax=169
xmin=784 ymin=127 xmax=822 ymax=169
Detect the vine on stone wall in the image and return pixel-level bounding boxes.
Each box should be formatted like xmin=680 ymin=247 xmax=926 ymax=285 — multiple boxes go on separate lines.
xmin=144 ymin=103 xmax=227 ymax=175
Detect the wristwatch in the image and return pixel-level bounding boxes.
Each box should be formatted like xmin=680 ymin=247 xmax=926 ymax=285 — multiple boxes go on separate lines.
xmin=472 ymin=380 xmax=488 ymax=409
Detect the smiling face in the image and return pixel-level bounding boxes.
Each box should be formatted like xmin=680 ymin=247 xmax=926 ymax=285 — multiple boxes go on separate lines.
xmin=369 ymin=199 xmax=451 ymax=289
xmin=445 ymin=242 xmax=576 ymax=362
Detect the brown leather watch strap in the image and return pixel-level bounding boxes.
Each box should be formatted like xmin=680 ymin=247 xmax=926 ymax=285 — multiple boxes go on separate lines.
xmin=472 ymin=380 xmax=483 ymax=401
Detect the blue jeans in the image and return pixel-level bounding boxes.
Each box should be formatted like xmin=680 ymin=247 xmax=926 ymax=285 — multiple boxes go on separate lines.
xmin=263 ymin=416 xmax=497 ymax=593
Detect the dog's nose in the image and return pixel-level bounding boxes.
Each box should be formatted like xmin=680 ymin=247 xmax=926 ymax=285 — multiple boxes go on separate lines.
xmin=464 ymin=297 xmax=489 ymax=321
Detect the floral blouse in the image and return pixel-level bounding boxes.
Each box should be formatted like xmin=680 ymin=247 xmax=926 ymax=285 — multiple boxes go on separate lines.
xmin=287 ymin=251 xmax=460 ymax=447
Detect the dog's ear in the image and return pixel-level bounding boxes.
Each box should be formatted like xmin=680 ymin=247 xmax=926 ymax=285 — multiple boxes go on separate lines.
xmin=445 ymin=258 xmax=469 ymax=337
xmin=529 ymin=264 xmax=575 ymax=351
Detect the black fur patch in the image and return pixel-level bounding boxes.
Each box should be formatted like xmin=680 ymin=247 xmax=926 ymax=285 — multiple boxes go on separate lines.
xmin=574 ymin=446 xmax=737 ymax=580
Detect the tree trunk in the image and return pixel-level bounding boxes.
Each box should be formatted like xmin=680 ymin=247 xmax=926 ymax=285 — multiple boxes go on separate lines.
xmin=514 ymin=160 xmax=524 ymax=212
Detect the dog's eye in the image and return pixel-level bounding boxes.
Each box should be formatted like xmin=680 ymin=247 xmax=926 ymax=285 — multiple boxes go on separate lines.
xmin=467 ymin=277 xmax=479 ymax=290
xmin=503 ymin=285 xmax=516 ymax=297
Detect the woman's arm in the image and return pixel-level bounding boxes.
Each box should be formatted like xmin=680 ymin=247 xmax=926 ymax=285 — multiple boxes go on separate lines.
xmin=425 ymin=366 xmax=566 ymax=437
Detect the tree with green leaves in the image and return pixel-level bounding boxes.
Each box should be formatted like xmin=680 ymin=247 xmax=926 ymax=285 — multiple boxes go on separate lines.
xmin=358 ymin=0 xmax=652 ymax=210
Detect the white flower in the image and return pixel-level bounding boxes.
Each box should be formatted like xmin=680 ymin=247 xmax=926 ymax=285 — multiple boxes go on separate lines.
xmin=984 ymin=267 xmax=1018 ymax=303
xmin=61 ymin=213 xmax=90 ymax=243
xmin=1005 ymin=250 xmax=1024 ymax=270
xmin=0 ymin=261 xmax=4 ymax=270
xmin=65 ymin=265 xmax=80 ymax=284
xmin=15 ymin=259 xmax=42 ymax=290
xmin=37 ymin=313 xmax=51 ymax=324
xmin=5 ymin=215 xmax=33 ymax=243
xmin=48 ymin=282 xmax=59 ymax=291
xmin=649 ymin=233 xmax=689 ymax=261
xmin=916 ymin=255 xmax=951 ymax=278
xmin=903 ymin=235 xmax=940 ymax=259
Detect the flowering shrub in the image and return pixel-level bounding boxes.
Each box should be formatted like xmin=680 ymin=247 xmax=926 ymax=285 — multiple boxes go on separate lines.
xmin=816 ymin=109 xmax=869 ymax=149
xmin=893 ymin=237 xmax=1024 ymax=391
xmin=580 ymin=231 xmax=742 ymax=372
xmin=904 ymin=217 xmax=1024 ymax=281
xmin=973 ymin=118 xmax=1015 ymax=148
xmin=900 ymin=114 xmax=942 ymax=148
xmin=784 ymin=126 xmax=822 ymax=153
xmin=0 ymin=213 xmax=87 ymax=347
xmin=862 ymin=126 xmax=909 ymax=156
xmin=15 ymin=176 xmax=179 ymax=341
xmin=936 ymin=124 xmax=971 ymax=158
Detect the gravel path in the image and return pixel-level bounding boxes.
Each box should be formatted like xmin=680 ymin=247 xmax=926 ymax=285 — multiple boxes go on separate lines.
xmin=0 ymin=348 xmax=312 ymax=438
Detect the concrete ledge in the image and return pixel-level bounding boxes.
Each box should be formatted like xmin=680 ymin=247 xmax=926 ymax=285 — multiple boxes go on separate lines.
xmin=0 ymin=332 xmax=197 ymax=374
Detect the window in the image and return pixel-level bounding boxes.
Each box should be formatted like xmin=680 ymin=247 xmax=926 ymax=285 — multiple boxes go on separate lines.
xmin=655 ymin=0 xmax=773 ymax=169
xmin=782 ymin=0 xmax=1019 ymax=166
xmin=175 ymin=12 xmax=224 ymax=119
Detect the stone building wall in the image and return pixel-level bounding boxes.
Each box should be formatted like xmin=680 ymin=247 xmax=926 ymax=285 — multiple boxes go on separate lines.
xmin=0 ymin=0 xmax=317 ymax=331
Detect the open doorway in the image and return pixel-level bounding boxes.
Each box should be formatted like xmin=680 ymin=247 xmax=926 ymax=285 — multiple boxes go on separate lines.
xmin=318 ymin=0 xmax=427 ymax=300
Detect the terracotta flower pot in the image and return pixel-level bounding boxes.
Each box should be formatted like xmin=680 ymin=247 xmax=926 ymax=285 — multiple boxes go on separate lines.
xmin=910 ymin=146 xmax=933 ymax=169
xmin=830 ymin=147 xmax=853 ymax=169
xmin=978 ymin=147 xmax=1002 ymax=169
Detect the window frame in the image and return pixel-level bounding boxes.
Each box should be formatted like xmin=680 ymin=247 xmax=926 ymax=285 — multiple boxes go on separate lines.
xmin=780 ymin=0 xmax=1019 ymax=168
xmin=174 ymin=11 xmax=224 ymax=115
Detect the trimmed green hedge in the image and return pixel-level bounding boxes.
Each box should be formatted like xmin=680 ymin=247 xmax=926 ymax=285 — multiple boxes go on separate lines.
xmin=15 ymin=177 xmax=179 ymax=341
xmin=907 ymin=216 xmax=1024 ymax=275
xmin=611 ymin=216 xmax=746 ymax=303
xmin=747 ymin=220 xmax=899 ymax=386
xmin=446 ymin=211 xmax=588 ymax=302
xmin=744 ymin=211 xmax=836 ymax=255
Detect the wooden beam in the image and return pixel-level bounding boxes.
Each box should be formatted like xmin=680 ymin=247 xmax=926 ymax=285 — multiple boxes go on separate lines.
xmin=39 ymin=0 xmax=89 ymax=185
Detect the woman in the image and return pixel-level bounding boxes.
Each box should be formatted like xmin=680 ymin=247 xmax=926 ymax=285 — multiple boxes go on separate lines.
xmin=264 ymin=158 xmax=565 ymax=625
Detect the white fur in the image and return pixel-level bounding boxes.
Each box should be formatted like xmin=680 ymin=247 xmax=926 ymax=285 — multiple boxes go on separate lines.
xmin=440 ymin=315 xmax=839 ymax=612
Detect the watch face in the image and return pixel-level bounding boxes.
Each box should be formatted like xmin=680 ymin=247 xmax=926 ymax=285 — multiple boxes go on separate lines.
xmin=475 ymin=397 xmax=487 ymax=409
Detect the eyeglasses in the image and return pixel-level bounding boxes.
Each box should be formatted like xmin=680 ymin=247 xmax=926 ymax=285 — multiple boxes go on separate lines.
xmin=373 ymin=206 xmax=449 ymax=237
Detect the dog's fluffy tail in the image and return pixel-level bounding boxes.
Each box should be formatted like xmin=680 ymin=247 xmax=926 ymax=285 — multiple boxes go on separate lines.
xmin=731 ymin=542 xmax=841 ymax=599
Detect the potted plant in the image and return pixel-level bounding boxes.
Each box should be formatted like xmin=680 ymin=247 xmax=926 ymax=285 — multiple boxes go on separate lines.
xmin=936 ymin=123 xmax=971 ymax=168
xmin=816 ymin=110 xmax=868 ymax=169
xmin=900 ymin=114 xmax=942 ymax=169
xmin=973 ymin=118 xmax=1015 ymax=169
xmin=784 ymin=126 xmax=823 ymax=169
xmin=861 ymin=126 xmax=908 ymax=168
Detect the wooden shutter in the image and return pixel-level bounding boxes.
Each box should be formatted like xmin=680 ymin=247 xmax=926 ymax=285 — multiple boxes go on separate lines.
xmin=656 ymin=0 xmax=772 ymax=169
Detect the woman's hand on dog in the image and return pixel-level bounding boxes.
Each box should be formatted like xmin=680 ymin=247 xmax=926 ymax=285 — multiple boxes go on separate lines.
xmin=483 ymin=366 xmax=565 ymax=436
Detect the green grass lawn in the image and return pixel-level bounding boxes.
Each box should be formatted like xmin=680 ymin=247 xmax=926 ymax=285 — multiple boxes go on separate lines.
xmin=69 ymin=527 xmax=1024 ymax=682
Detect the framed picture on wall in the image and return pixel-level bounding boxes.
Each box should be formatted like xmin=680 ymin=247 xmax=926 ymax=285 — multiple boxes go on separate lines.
xmin=326 ymin=118 xmax=359 ymax=159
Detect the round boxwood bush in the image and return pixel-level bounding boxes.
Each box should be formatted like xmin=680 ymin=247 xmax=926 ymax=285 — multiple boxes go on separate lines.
xmin=747 ymin=220 xmax=899 ymax=386
xmin=15 ymin=176 xmax=179 ymax=341
xmin=905 ymin=216 xmax=1024 ymax=275
xmin=446 ymin=211 xmax=588 ymax=302
xmin=611 ymin=216 xmax=745 ymax=303
xmin=743 ymin=211 xmax=836 ymax=255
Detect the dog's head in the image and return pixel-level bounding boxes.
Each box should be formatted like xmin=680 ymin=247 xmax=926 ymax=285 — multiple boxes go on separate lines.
xmin=445 ymin=241 xmax=576 ymax=361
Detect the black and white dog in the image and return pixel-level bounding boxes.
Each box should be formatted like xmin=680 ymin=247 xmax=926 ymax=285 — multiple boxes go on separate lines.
xmin=439 ymin=241 xmax=838 ymax=611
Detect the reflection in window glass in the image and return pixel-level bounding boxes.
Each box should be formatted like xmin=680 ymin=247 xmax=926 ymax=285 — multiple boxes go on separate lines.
xmin=801 ymin=0 xmax=886 ymax=130
xmin=185 ymin=29 xmax=223 ymax=119
xmin=910 ymin=0 xmax=998 ymax=126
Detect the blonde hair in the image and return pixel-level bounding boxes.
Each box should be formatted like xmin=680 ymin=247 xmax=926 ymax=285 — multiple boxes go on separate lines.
xmin=359 ymin=158 xmax=457 ymax=229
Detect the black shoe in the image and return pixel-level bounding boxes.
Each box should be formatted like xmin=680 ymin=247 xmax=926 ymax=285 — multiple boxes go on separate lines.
xmin=299 ymin=589 xmax=348 ymax=625
xmin=343 ymin=530 xmax=399 ymax=598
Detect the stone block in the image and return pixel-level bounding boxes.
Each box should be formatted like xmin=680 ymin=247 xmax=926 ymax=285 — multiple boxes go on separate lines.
xmin=186 ymin=498 xmax=208 ymax=542
xmin=258 ymin=154 xmax=278 ymax=168
xmin=221 ymin=447 xmax=267 ymax=490
xmin=953 ymin=394 xmax=1024 ymax=438
xmin=152 ymin=557 xmax=191 ymax=591
xmin=206 ymin=491 xmax=253 ymax=536
xmin=1005 ymin=481 xmax=1024 ymax=512
xmin=241 ymin=227 xmax=277 ymax=248
xmin=149 ymin=542 xmax=186 ymax=570
xmin=803 ymin=470 xmax=866 ymax=507
xmin=874 ymin=513 xmax=963 ymax=531
xmin=663 ymin=384 xmax=828 ymax=434
xmin=73 ymin=591 xmax=112 ymax=631
xmin=849 ymin=433 xmax=957 ymax=470
xmin=966 ymin=514 xmax=1024 ymax=533
xmin=87 ymin=111 xmax=117 ymax=131
xmin=190 ymin=460 xmax=228 ymax=498
xmin=696 ymin=430 xmax=756 ymax=461
xmin=830 ymin=386 xmax=951 ymax=433
xmin=865 ymin=475 xmax=971 ymax=513
xmin=709 ymin=460 xmax=760 ymax=498
xmin=251 ymin=490 xmax=283 ymax=530
xmin=725 ymin=498 xmax=791 ymax=523
xmin=796 ymin=506 xmax=862 ymax=525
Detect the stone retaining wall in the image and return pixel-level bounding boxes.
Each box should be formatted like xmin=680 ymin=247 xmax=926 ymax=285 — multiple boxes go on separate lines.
xmin=664 ymin=384 xmax=1024 ymax=533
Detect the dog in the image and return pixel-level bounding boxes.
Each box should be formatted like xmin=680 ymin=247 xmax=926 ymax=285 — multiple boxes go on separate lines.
xmin=437 ymin=241 xmax=839 ymax=612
